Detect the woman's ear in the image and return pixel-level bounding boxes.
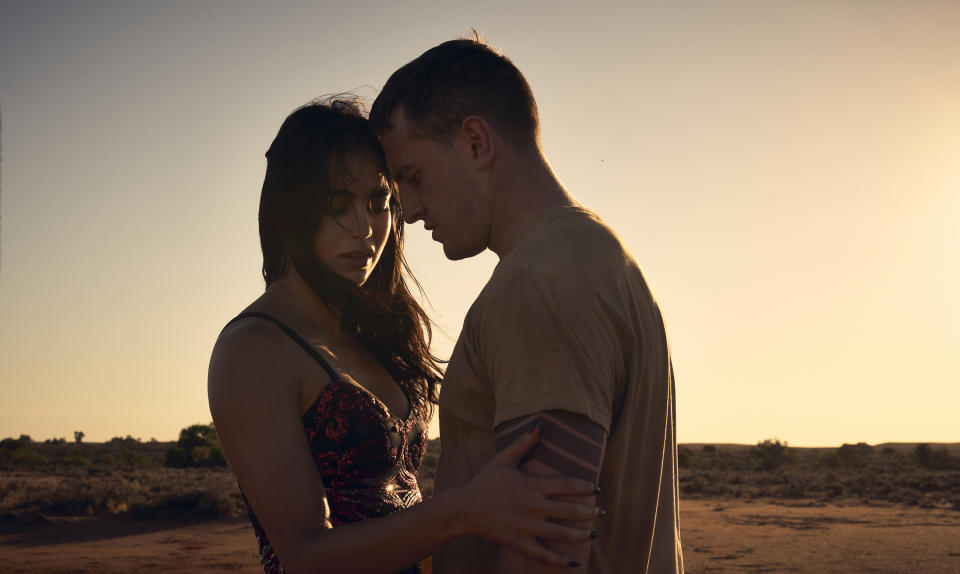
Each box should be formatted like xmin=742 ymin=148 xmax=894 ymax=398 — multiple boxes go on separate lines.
xmin=458 ymin=116 xmax=495 ymax=170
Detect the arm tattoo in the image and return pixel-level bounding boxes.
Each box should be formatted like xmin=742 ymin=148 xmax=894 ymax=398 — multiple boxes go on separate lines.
xmin=496 ymin=410 xmax=606 ymax=482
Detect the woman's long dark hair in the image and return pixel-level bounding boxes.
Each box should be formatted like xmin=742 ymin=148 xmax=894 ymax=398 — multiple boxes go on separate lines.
xmin=258 ymin=96 xmax=441 ymax=415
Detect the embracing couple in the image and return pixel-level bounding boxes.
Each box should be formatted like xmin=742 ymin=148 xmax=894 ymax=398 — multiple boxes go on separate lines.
xmin=208 ymin=35 xmax=683 ymax=574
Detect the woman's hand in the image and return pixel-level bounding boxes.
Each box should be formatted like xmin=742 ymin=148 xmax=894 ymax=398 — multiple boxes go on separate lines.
xmin=453 ymin=426 xmax=600 ymax=567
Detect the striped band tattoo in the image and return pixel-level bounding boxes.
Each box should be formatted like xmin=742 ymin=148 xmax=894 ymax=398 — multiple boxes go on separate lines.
xmin=496 ymin=410 xmax=606 ymax=482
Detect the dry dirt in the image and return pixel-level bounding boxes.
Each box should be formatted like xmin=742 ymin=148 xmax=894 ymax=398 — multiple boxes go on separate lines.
xmin=1 ymin=499 xmax=957 ymax=573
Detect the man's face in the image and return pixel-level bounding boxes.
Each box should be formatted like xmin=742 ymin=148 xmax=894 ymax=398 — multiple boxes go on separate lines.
xmin=380 ymin=108 xmax=490 ymax=260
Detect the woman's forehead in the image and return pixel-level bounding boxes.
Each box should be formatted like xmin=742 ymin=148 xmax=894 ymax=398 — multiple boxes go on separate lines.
xmin=331 ymin=151 xmax=390 ymax=192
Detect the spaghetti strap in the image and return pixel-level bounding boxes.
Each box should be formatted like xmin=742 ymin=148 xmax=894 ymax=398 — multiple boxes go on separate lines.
xmin=225 ymin=311 xmax=339 ymax=381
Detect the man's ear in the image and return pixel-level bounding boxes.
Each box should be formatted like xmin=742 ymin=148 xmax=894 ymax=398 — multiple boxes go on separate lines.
xmin=458 ymin=116 xmax=495 ymax=169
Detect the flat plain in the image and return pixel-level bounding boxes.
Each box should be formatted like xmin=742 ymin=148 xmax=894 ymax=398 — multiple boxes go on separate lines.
xmin=1 ymin=438 xmax=957 ymax=573
xmin=2 ymin=499 xmax=958 ymax=573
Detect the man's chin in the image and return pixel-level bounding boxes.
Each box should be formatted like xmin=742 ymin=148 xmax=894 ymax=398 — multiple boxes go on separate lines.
xmin=442 ymin=241 xmax=485 ymax=261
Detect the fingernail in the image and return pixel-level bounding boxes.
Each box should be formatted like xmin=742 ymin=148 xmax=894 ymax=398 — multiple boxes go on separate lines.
xmin=567 ymin=561 xmax=580 ymax=568
xmin=590 ymin=529 xmax=599 ymax=539
xmin=598 ymin=507 xmax=607 ymax=518
xmin=593 ymin=484 xmax=601 ymax=495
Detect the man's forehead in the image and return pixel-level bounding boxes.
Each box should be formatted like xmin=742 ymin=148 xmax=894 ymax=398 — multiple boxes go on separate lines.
xmin=385 ymin=105 xmax=413 ymax=132
xmin=380 ymin=108 xmax=432 ymax=179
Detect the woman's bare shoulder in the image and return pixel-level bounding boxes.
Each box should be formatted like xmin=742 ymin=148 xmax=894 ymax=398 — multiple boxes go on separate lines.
xmin=208 ymin=314 xmax=299 ymax=405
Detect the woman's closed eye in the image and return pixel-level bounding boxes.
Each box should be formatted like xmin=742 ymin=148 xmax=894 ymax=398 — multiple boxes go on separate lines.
xmin=369 ymin=191 xmax=392 ymax=213
xmin=328 ymin=194 xmax=352 ymax=216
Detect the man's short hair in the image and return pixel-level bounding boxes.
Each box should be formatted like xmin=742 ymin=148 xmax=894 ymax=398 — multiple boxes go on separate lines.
xmin=370 ymin=34 xmax=540 ymax=150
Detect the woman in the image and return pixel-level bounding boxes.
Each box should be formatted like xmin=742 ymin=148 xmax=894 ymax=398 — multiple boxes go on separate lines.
xmin=208 ymin=97 xmax=598 ymax=574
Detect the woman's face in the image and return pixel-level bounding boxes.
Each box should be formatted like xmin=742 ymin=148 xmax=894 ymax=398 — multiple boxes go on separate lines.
xmin=314 ymin=151 xmax=393 ymax=286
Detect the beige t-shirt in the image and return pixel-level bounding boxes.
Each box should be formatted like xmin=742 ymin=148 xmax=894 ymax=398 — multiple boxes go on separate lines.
xmin=434 ymin=207 xmax=683 ymax=573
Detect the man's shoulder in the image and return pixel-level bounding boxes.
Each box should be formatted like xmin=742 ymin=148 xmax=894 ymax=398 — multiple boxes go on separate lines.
xmin=523 ymin=207 xmax=632 ymax=270
xmin=489 ymin=207 xmax=640 ymax=296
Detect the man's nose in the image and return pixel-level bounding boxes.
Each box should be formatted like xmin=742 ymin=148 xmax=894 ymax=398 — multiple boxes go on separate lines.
xmin=397 ymin=184 xmax=424 ymax=224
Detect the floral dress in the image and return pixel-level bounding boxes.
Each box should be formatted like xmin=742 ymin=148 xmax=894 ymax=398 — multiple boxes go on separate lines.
xmin=228 ymin=312 xmax=427 ymax=574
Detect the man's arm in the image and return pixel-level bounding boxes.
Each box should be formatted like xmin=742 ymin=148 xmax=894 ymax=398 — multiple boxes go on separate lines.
xmin=494 ymin=409 xmax=607 ymax=572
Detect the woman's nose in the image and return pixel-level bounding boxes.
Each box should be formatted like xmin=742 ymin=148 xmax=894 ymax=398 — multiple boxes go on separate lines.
xmin=342 ymin=203 xmax=373 ymax=239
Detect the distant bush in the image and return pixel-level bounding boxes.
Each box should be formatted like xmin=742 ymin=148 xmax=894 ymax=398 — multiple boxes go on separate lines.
xmin=750 ymin=439 xmax=793 ymax=471
xmin=191 ymin=446 xmax=212 ymax=466
xmin=677 ymin=447 xmax=692 ymax=469
xmin=1 ymin=435 xmax=32 ymax=450
xmin=818 ymin=452 xmax=840 ymax=469
xmin=95 ymin=453 xmax=119 ymax=467
xmin=109 ymin=435 xmax=141 ymax=445
xmin=165 ymin=424 xmax=226 ymax=468
xmin=835 ymin=443 xmax=873 ymax=467
xmin=12 ymin=448 xmax=48 ymax=467
xmin=702 ymin=445 xmax=717 ymax=454
xmin=914 ymin=444 xmax=954 ymax=470
xmin=64 ymin=454 xmax=94 ymax=467
xmin=131 ymin=489 xmax=238 ymax=519
xmin=165 ymin=447 xmax=190 ymax=468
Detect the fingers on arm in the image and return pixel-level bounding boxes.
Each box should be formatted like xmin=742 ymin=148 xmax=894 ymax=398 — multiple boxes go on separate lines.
xmin=495 ymin=409 xmax=608 ymax=572
xmin=492 ymin=422 xmax=540 ymax=465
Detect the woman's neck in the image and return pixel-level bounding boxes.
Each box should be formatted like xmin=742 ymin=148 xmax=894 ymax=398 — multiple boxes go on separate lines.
xmin=266 ymin=271 xmax=342 ymax=335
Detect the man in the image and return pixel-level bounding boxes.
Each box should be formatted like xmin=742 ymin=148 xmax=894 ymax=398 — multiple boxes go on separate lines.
xmin=370 ymin=35 xmax=683 ymax=573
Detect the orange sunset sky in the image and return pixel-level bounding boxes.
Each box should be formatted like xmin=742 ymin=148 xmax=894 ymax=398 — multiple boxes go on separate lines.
xmin=0 ymin=1 xmax=957 ymax=446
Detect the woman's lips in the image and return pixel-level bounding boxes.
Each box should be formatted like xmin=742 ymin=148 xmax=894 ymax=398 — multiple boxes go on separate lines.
xmin=338 ymin=250 xmax=374 ymax=269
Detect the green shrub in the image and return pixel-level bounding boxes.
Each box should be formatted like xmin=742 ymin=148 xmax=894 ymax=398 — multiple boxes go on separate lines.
xmin=96 ymin=454 xmax=119 ymax=467
xmin=836 ymin=443 xmax=872 ymax=467
xmin=177 ymin=424 xmax=218 ymax=454
xmin=64 ymin=455 xmax=94 ymax=467
xmin=165 ymin=447 xmax=189 ymax=468
xmin=914 ymin=444 xmax=953 ymax=470
xmin=191 ymin=446 xmax=212 ymax=466
xmin=131 ymin=489 xmax=239 ymax=519
xmin=165 ymin=423 xmax=227 ymax=468
xmin=750 ymin=438 xmax=793 ymax=471
xmin=12 ymin=448 xmax=48 ymax=467
xmin=819 ymin=452 xmax=840 ymax=469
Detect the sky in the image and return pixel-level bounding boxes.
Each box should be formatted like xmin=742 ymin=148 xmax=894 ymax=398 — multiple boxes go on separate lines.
xmin=0 ymin=0 xmax=957 ymax=446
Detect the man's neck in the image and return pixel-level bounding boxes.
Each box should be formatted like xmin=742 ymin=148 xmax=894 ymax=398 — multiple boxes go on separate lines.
xmin=487 ymin=154 xmax=578 ymax=259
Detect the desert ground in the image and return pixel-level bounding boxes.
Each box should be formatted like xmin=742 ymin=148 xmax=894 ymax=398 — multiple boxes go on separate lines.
xmin=2 ymin=434 xmax=957 ymax=572
xmin=1 ymin=499 xmax=958 ymax=573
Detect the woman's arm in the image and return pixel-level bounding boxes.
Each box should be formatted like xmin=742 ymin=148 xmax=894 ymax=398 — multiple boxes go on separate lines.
xmin=209 ymin=323 xmax=598 ymax=574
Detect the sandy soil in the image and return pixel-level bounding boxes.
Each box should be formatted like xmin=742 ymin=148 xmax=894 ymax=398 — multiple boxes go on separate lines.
xmin=681 ymin=500 xmax=959 ymax=573
xmin=1 ymin=499 xmax=957 ymax=573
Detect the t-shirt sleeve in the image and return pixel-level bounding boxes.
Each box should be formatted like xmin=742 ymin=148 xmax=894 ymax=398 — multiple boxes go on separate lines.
xmin=476 ymin=270 xmax=622 ymax=431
